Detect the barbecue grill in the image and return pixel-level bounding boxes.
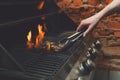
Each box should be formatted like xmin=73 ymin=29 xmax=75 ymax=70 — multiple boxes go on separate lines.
xmin=0 ymin=0 xmax=98 ymax=80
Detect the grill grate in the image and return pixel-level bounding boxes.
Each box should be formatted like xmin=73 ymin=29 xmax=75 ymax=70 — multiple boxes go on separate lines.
xmin=24 ymin=54 xmax=68 ymax=79
xmin=10 ymin=47 xmax=69 ymax=79
xmin=0 ymin=35 xmax=86 ymax=80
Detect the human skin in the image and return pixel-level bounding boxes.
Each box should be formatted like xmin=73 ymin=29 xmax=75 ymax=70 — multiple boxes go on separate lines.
xmin=76 ymin=0 xmax=120 ymax=37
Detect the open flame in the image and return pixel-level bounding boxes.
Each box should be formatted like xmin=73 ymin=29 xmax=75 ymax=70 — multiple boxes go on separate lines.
xmin=26 ymin=1 xmax=52 ymax=51
xmin=26 ymin=30 xmax=34 ymax=48
xmin=35 ymin=24 xmax=45 ymax=48
xmin=38 ymin=1 xmax=45 ymax=10
xmin=26 ymin=24 xmax=51 ymax=51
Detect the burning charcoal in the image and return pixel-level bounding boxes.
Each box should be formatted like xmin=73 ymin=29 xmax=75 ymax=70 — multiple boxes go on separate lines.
xmin=51 ymin=42 xmax=65 ymax=52
xmin=40 ymin=41 xmax=51 ymax=51
xmin=51 ymin=45 xmax=61 ymax=52
xmin=59 ymin=43 xmax=65 ymax=48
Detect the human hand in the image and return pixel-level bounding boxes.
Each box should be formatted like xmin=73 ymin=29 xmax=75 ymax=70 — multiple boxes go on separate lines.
xmin=76 ymin=15 xmax=100 ymax=37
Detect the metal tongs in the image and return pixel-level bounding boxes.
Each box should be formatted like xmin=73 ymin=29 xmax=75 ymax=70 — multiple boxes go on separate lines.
xmin=58 ymin=27 xmax=87 ymax=52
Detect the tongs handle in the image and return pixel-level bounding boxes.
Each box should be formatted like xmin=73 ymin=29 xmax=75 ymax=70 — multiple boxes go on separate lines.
xmin=58 ymin=27 xmax=87 ymax=52
xmin=67 ymin=26 xmax=87 ymax=42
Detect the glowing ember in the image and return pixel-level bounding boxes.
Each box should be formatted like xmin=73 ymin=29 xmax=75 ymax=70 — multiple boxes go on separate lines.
xmin=38 ymin=1 xmax=44 ymax=10
xmin=35 ymin=24 xmax=45 ymax=48
xmin=46 ymin=41 xmax=51 ymax=51
xmin=26 ymin=30 xmax=34 ymax=48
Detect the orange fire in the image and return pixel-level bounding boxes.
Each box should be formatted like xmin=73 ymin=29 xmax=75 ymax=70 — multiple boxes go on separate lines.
xmin=26 ymin=24 xmax=50 ymax=51
xmin=27 ymin=30 xmax=34 ymax=48
xmin=38 ymin=1 xmax=45 ymax=10
xmin=35 ymin=24 xmax=45 ymax=48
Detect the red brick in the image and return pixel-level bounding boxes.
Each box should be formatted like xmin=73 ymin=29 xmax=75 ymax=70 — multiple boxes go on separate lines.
xmin=93 ymin=30 xmax=99 ymax=38
xmin=114 ymin=17 xmax=120 ymax=21
xmin=98 ymin=30 xmax=111 ymax=36
xmin=107 ymin=22 xmax=120 ymax=30
xmin=72 ymin=0 xmax=83 ymax=6
xmin=108 ymin=40 xmax=120 ymax=46
xmin=104 ymin=0 xmax=113 ymax=5
xmin=97 ymin=22 xmax=105 ymax=28
xmin=102 ymin=47 xmax=120 ymax=57
xmin=100 ymin=38 xmax=108 ymax=46
xmin=114 ymin=31 xmax=120 ymax=38
xmin=88 ymin=0 xmax=100 ymax=6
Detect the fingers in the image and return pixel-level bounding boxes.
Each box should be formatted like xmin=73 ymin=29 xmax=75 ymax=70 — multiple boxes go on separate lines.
xmin=76 ymin=24 xmax=81 ymax=32
xmin=83 ymin=25 xmax=93 ymax=37
xmin=76 ymin=20 xmax=94 ymax=37
xmin=76 ymin=22 xmax=84 ymax=32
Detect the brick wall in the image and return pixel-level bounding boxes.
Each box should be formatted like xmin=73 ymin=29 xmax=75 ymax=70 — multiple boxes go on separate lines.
xmin=94 ymin=16 xmax=120 ymax=47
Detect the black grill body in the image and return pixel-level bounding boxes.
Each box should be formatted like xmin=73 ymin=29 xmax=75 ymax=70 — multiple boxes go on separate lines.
xmin=0 ymin=0 xmax=91 ymax=80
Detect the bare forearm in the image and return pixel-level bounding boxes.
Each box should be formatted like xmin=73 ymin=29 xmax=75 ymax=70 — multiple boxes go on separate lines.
xmin=95 ymin=0 xmax=120 ymax=21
